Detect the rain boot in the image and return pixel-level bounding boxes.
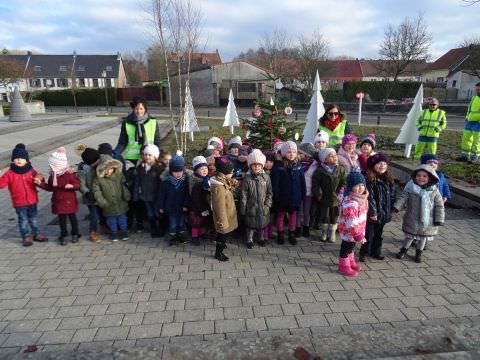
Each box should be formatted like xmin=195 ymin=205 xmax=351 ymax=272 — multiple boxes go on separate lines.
xmin=396 ymin=247 xmax=408 ymax=259
xmin=349 ymin=252 xmax=363 ymax=272
xmin=338 ymin=257 xmax=358 ymax=277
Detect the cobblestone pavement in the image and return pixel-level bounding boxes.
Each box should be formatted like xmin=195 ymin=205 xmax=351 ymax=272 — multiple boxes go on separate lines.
xmin=0 ymin=122 xmax=480 ymax=356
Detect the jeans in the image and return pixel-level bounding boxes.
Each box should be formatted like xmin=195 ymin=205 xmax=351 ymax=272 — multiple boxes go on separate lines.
xmin=144 ymin=201 xmax=157 ymax=220
xmin=15 ymin=204 xmax=38 ymax=239
xmin=87 ymin=205 xmax=101 ymax=232
xmin=106 ymin=214 xmax=128 ymax=239
xmin=168 ymin=213 xmax=185 ymax=233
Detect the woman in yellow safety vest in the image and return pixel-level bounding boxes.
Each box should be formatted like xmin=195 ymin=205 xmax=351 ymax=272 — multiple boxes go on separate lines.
xmin=317 ymin=104 xmax=351 ymax=147
xmin=114 ymin=97 xmax=161 ymax=164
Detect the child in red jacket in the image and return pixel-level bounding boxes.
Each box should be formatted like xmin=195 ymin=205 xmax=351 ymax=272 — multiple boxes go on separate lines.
xmin=0 ymin=144 xmax=48 ymax=246
xmin=37 ymin=147 xmax=80 ymax=245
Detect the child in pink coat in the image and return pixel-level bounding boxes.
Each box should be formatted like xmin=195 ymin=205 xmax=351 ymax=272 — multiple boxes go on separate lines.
xmin=337 ymin=134 xmax=360 ymax=174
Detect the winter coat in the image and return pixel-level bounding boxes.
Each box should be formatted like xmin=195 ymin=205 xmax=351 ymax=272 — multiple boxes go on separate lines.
xmin=157 ymin=174 xmax=189 ymax=215
xmin=239 ymin=171 xmax=273 ymax=229
xmin=337 ymin=147 xmax=360 ymax=174
xmin=338 ymin=193 xmax=369 ymax=243
xmin=40 ymin=172 xmax=80 ymax=215
xmin=0 ymin=167 xmax=39 ymax=208
xmin=436 ymin=170 xmax=451 ymax=201
xmin=366 ymin=175 xmax=396 ymax=224
xmin=311 ymin=164 xmax=346 ymax=207
xmin=133 ymin=163 xmax=162 ymax=202
xmin=189 ymin=175 xmax=211 ymax=216
xmin=92 ymin=159 xmax=131 ymax=216
xmin=393 ymin=165 xmax=445 ymax=237
xmin=78 ymin=163 xmax=97 ymax=205
xmin=271 ymin=161 xmax=306 ymax=211
xmin=304 ymin=161 xmax=318 ymax=197
xmin=210 ymin=173 xmax=238 ymax=234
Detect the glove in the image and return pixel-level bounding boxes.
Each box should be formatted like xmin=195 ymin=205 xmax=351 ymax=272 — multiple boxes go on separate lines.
xmin=201 ymin=210 xmax=210 ymax=217
xmin=85 ymin=192 xmax=95 ymax=203
xmin=433 ymin=222 xmax=443 ymax=226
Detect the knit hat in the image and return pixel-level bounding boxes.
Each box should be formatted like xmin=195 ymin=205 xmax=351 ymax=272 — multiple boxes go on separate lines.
xmin=264 ymin=150 xmax=275 ymax=163
xmin=318 ymin=148 xmax=336 ymax=163
xmin=142 ymin=144 xmax=160 ymax=158
xmin=314 ymin=130 xmax=329 ymax=144
xmin=367 ymin=153 xmax=390 ymax=169
xmin=342 ymin=134 xmax=358 ymax=147
xmin=247 ymin=149 xmax=266 ymax=167
xmin=203 ymin=145 xmax=215 ymax=158
xmin=49 ymin=147 xmax=69 ymax=187
xmin=346 ymin=171 xmax=366 ymax=194
xmin=227 ymin=136 xmax=242 ymax=150
xmin=273 ymin=138 xmax=283 ymax=154
xmin=192 ymin=155 xmax=208 ymax=171
xmin=214 ymin=156 xmax=233 ymax=175
xmin=169 ymin=155 xmax=185 ymax=172
xmin=280 ymin=141 xmax=297 ymax=156
xmin=75 ymin=143 xmax=87 ymax=157
xmin=81 ymin=148 xmax=100 ymax=166
xmin=360 ymin=133 xmax=376 ymax=149
xmin=98 ymin=143 xmax=113 ymax=156
xmin=420 ymin=154 xmax=439 ymax=164
xmin=11 ymin=143 xmax=29 ymax=161
xmin=298 ymin=142 xmax=317 ymax=158
xmin=208 ymin=136 xmax=223 ymax=150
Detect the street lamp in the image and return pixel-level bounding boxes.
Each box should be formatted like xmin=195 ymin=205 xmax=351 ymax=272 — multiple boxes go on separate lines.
xmin=102 ymin=70 xmax=109 ymax=114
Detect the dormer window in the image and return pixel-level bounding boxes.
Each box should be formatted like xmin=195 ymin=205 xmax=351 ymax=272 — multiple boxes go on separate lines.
xmin=106 ymin=65 xmax=113 ymax=71
xmin=59 ymin=65 xmax=67 ymax=71
xmin=78 ymin=65 xmax=85 ymax=71
xmin=34 ymin=65 xmax=41 ymax=71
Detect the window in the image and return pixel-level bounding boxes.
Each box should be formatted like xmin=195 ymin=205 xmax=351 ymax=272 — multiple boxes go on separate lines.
xmin=238 ymin=82 xmax=256 ymax=92
xmin=34 ymin=65 xmax=41 ymax=72
xmin=436 ymin=77 xmax=444 ymax=83
xmin=78 ymin=78 xmax=86 ymax=87
xmin=59 ymin=65 xmax=67 ymax=72
xmin=452 ymin=80 xmax=457 ymax=88
xmin=57 ymin=78 xmax=68 ymax=87
xmin=106 ymin=65 xmax=113 ymax=71
xmin=92 ymin=78 xmax=99 ymax=87
xmin=77 ymin=65 xmax=85 ymax=72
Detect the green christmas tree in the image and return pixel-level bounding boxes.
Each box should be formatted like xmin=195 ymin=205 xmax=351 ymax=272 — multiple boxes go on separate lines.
xmin=245 ymin=99 xmax=299 ymax=149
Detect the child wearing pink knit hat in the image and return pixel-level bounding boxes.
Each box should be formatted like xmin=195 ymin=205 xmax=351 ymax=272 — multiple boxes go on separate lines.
xmin=38 ymin=147 xmax=80 ymax=245
xmin=337 ymin=134 xmax=360 ymax=174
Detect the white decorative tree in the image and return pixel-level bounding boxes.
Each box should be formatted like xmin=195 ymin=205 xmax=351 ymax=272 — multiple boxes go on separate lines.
xmin=395 ymin=84 xmax=423 ymax=158
xmin=223 ymin=89 xmax=239 ymax=135
xmin=302 ymin=70 xmax=325 ymax=144
xmin=181 ymin=82 xmax=199 ymax=145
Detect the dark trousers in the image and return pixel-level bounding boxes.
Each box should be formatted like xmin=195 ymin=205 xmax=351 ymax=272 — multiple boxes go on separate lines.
xmin=127 ymin=200 xmax=144 ymax=227
xmin=339 ymin=241 xmax=356 ymax=258
xmin=15 ymin=204 xmax=38 ymax=239
xmin=317 ymin=205 xmax=339 ymax=225
xmin=58 ymin=214 xmax=79 ymax=237
xmin=360 ymin=222 xmax=385 ymax=257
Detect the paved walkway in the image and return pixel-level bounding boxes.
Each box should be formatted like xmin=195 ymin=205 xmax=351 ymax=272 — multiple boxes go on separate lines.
xmin=0 ymin=119 xmax=479 ymax=357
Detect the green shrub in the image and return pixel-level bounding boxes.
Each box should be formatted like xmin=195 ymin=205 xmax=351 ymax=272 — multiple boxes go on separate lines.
xmin=343 ymin=81 xmax=421 ymax=101
xmin=32 ymin=88 xmax=117 ymax=106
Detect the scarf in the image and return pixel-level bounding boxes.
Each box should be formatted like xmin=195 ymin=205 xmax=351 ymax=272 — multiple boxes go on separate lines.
xmin=321 ymin=163 xmax=336 ymax=174
xmin=322 ymin=116 xmax=342 ymax=131
xmin=166 ymin=173 xmax=186 ymax=189
xmin=404 ymin=180 xmax=433 ymax=227
xmin=338 ymin=147 xmax=360 ymax=172
xmin=10 ymin=162 xmax=33 ymax=174
xmin=299 ymin=158 xmax=314 ymax=172
xmin=50 ymin=167 xmax=69 ymax=187
xmin=194 ymin=172 xmax=211 ymax=190
xmin=127 ymin=112 xmax=150 ymax=144
xmin=348 ymin=190 xmax=369 ymax=207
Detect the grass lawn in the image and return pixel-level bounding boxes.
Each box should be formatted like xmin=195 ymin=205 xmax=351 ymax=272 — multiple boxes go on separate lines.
xmin=160 ymin=117 xmax=480 ymax=185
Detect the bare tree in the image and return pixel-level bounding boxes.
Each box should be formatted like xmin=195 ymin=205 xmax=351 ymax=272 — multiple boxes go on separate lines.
xmin=377 ymin=12 xmax=432 ymax=110
xmin=0 ymin=57 xmax=24 ymax=91
xmin=460 ymin=36 xmax=480 ymax=80
xmin=297 ymin=28 xmax=330 ymax=93
xmin=123 ymin=51 xmax=148 ymax=86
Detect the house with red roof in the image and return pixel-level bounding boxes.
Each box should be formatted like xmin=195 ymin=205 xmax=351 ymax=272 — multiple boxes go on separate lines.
xmin=423 ymin=47 xmax=469 ymax=86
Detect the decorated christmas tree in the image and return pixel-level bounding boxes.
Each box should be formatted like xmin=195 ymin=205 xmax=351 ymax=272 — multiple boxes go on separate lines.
xmin=244 ymin=99 xmax=298 ymax=149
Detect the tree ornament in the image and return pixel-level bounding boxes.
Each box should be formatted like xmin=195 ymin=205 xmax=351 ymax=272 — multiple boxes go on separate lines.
xmin=253 ymin=106 xmax=262 ymax=118
xmin=284 ymin=106 xmax=293 ymax=115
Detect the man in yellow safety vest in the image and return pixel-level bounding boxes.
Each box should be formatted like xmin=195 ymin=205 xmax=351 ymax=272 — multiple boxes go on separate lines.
xmin=414 ymin=98 xmax=447 ymax=160
xmin=458 ymin=82 xmax=480 ymax=163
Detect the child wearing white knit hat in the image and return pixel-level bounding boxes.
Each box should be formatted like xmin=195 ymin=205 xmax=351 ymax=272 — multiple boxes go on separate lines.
xmin=240 ymin=149 xmax=272 ymax=248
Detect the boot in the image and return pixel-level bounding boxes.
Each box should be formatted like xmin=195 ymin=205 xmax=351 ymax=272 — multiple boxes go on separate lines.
xmin=295 ymin=227 xmax=302 ymax=238
xmin=71 ymin=234 xmax=79 ymax=243
xmin=191 ymin=237 xmax=200 ymax=246
xmin=319 ymin=224 xmax=329 ymax=242
xmin=22 ymin=236 xmax=33 ymax=247
xmin=176 ymin=231 xmax=188 ymax=244
xmin=215 ymin=242 xmax=229 ymax=262
xmin=288 ymin=230 xmax=297 ymax=245
xmin=150 ymin=220 xmax=160 ymax=238
xmin=415 ymin=249 xmax=422 ymax=263
xmin=33 ymin=233 xmax=48 ymax=242
xmin=302 ymin=226 xmax=310 ymax=238
xmin=89 ymin=231 xmax=100 ymax=242
xmin=349 ymin=253 xmax=363 ymax=272
xmin=136 ymin=221 xmax=144 ymax=233
xmin=168 ymin=233 xmax=176 ymax=246
xmin=59 ymin=236 xmax=67 ymax=246
xmin=396 ymin=247 xmax=408 ymax=259
xmin=276 ymin=231 xmax=285 ymax=245
xmin=338 ymin=257 xmax=358 ymax=277
xmin=327 ymin=224 xmax=337 ymax=243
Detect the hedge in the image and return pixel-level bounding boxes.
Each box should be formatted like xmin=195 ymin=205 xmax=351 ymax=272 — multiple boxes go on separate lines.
xmin=31 ymin=88 xmax=117 ymax=107
xmin=343 ymin=81 xmax=421 ymax=102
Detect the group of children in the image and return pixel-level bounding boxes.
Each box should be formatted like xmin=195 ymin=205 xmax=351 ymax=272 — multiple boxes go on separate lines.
xmin=0 ymin=128 xmax=450 ymax=275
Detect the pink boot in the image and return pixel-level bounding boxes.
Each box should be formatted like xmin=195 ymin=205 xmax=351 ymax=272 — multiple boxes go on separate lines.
xmin=338 ymin=257 xmax=358 ymax=277
xmin=349 ymin=253 xmax=363 ymax=272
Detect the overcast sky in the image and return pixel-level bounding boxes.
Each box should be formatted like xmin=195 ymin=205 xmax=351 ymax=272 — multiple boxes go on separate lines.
xmin=0 ymin=0 xmax=477 ymax=61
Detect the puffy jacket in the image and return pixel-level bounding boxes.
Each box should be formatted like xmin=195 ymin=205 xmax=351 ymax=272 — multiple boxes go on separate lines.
xmin=436 ymin=170 xmax=451 ymax=201
xmin=0 ymin=167 xmax=39 ymax=208
xmin=271 ymin=161 xmax=306 ymax=210
xmin=78 ymin=163 xmax=97 ymax=205
xmin=210 ymin=173 xmax=238 ymax=234
xmin=338 ymin=194 xmax=368 ymax=243
xmin=133 ymin=163 xmax=162 ymax=202
xmin=239 ymin=171 xmax=273 ymax=229
xmin=157 ymin=174 xmax=189 ymax=215
xmin=311 ymin=164 xmax=346 ymax=207
xmin=40 ymin=172 xmax=80 ymax=215
xmin=366 ymin=175 xmax=396 ymax=224
xmin=92 ymin=159 xmax=131 ymax=216
xmin=189 ymin=175 xmax=211 ymax=216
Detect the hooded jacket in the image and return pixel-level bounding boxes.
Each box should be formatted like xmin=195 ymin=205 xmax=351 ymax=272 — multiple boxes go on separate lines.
xmin=240 ymin=171 xmax=273 ymax=229
xmin=210 ymin=173 xmax=238 ymax=234
xmin=92 ymin=159 xmax=131 ymax=216
xmin=393 ymin=164 xmax=445 ymax=236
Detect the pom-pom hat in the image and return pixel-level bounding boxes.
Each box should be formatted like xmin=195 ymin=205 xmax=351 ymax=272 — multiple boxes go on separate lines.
xmin=247 ymin=149 xmax=266 ymax=167
xmin=11 ymin=143 xmax=29 ymax=161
